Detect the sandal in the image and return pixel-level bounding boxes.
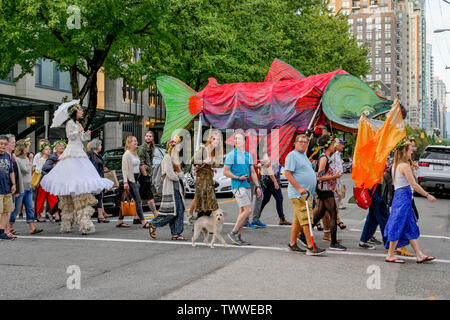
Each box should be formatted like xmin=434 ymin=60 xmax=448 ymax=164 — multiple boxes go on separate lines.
xmin=396 ymin=247 xmax=414 ymax=257
xmin=316 ymin=224 xmax=324 ymax=231
xmin=171 ymin=234 xmax=187 ymax=241
xmin=417 ymin=256 xmax=435 ymax=264
xmin=385 ymin=258 xmax=405 ymax=264
xmin=142 ymin=222 xmax=150 ymax=229
xmin=149 ymin=226 xmax=156 ymax=239
xmin=337 ymin=221 xmax=347 ymax=230
xmin=30 ymin=228 xmax=43 ymax=235
xmin=10 ymin=229 xmax=20 ymax=236
xmin=116 ymin=223 xmax=130 ymax=228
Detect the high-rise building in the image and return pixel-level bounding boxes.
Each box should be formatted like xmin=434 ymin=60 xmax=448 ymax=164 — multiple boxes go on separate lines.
xmin=423 ymin=43 xmax=433 ymax=131
xmin=398 ymin=0 xmax=426 ymax=129
xmin=328 ymin=0 xmax=428 ymax=129
xmin=433 ymin=77 xmax=447 ymax=138
xmin=328 ymin=1 xmax=403 ymax=100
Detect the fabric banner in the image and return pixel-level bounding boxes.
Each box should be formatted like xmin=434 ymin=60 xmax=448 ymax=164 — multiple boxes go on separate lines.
xmin=353 ymin=98 xmax=406 ymax=189
xmin=199 ymin=70 xmax=348 ymax=132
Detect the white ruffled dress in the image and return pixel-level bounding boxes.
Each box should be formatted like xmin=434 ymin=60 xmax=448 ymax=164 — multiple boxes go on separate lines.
xmin=40 ymin=120 xmax=113 ymax=196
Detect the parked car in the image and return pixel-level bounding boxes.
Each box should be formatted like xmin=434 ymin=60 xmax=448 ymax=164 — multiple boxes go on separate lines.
xmin=102 ymin=145 xmax=166 ymax=215
xmin=343 ymin=158 xmax=352 ymax=174
xmin=279 ymin=167 xmax=288 ymax=187
xmin=183 ymin=165 xmax=232 ymax=197
xmin=417 ymin=145 xmax=450 ymax=194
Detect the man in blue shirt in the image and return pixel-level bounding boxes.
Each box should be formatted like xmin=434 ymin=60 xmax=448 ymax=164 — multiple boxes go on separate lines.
xmin=224 ymin=132 xmax=262 ymax=245
xmin=0 ymin=135 xmax=16 ymax=240
xmin=284 ymin=134 xmax=325 ymax=255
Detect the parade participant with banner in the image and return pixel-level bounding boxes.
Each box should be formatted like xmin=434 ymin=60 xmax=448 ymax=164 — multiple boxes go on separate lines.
xmin=384 ymin=138 xmax=437 ymax=264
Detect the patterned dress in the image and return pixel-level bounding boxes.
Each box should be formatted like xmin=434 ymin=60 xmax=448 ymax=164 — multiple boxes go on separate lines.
xmin=193 ymin=146 xmax=219 ymax=213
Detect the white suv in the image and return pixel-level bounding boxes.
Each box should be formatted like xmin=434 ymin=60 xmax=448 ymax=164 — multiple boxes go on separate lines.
xmin=417 ymin=145 xmax=450 ymax=193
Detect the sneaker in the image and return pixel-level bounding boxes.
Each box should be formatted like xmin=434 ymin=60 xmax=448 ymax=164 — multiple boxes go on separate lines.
xmin=237 ymin=234 xmax=251 ymax=245
xmin=298 ymin=233 xmax=307 ymax=247
xmin=288 ymin=243 xmax=306 ymax=253
xmin=246 ymin=222 xmax=259 ymax=229
xmin=323 ymin=233 xmax=342 ymax=243
xmin=329 ymin=243 xmax=347 ymax=251
xmin=254 ymin=220 xmax=267 ymax=228
xmin=227 ymin=232 xmax=241 ymax=245
xmin=367 ymin=236 xmax=382 ymax=245
xmin=306 ymin=246 xmax=326 ymax=256
xmin=0 ymin=233 xmax=15 ymax=240
xmin=359 ymin=242 xmax=376 ymax=250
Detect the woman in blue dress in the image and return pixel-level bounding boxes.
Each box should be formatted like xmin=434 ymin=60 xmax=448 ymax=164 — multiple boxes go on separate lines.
xmin=384 ymin=138 xmax=437 ymax=264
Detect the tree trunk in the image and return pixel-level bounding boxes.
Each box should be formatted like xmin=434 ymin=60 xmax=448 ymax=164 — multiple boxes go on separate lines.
xmin=82 ymin=71 xmax=98 ymax=130
xmin=69 ymin=66 xmax=80 ymax=100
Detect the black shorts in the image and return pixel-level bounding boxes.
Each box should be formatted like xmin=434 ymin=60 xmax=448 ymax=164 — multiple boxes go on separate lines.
xmin=138 ymin=174 xmax=154 ymax=201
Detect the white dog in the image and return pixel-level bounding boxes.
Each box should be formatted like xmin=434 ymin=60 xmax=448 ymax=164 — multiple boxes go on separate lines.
xmin=192 ymin=209 xmax=228 ymax=248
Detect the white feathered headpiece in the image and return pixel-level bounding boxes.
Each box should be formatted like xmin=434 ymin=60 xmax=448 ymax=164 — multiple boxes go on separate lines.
xmin=50 ymin=100 xmax=80 ymax=128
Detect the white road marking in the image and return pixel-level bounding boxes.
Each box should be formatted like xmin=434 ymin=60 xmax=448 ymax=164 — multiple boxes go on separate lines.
xmin=15 ymin=235 xmax=450 ymax=264
xmin=350 ymin=228 xmax=450 ymax=241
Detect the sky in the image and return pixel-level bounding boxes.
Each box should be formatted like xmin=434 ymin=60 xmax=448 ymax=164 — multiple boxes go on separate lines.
xmin=425 ymin=0 xmax=450 ymax=137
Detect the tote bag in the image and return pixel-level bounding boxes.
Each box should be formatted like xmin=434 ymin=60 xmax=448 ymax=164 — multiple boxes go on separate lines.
xmin=31 ymin=171 xmax=42 ymax=188
xmin=121 ymin=191 xmax=137 ymax=216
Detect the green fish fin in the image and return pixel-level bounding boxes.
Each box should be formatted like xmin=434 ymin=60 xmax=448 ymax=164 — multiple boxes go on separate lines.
xmin=156 ymin=76 xmax=203 ymax=143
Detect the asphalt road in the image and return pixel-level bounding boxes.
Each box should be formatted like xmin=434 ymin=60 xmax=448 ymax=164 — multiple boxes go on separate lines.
xmin=1 ymin=174 xmax=449 ymax=300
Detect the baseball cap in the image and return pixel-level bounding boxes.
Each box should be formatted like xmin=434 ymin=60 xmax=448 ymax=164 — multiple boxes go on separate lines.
xmin=337 ymin=138 xmax=346 ymax=144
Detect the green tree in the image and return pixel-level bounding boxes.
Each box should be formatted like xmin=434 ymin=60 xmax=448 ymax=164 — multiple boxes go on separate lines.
xmin=0 ymin=0 xmax=163 ymax=127
xmin=0 ymin=0 xmax=370 ymax=127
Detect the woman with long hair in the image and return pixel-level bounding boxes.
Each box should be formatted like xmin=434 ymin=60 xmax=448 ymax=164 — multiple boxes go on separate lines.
xmin=312 ymin=135 xmax=346 ymax=251
xmin=8 ymin=139 xmax=43 ymax=235
xmin=384 ymin=138 xmax=437 ymax=263
xmin=40 ymin=104 xmax=113 ymax=235
xmin=192 ymin=130 xmax=223 ymax=218
xmin=149 ymin=135 xmax=187 ymax=240
xmin=116 ymin=136 xmax=148 ymax=228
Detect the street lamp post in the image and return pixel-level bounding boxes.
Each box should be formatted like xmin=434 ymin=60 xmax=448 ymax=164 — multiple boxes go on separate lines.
xmin=434 ymin=29 xmax=450 ymax=33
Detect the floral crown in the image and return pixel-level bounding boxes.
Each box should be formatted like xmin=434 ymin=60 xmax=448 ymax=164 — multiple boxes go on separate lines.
xmin=393 ymin=137 xmax=411 ymax=152
xmin=39 ymin=142 xmax=52 ymax=153
xmin=53 ymin=139 xmax=67 ymax=149
xmin=321 ymin=136 xmax=339 ymax=149
xmin=68 ymin=104 xmax=81 ymax=117
xmin=16 ymin=138 xmax=31 ymax=148
xmin=166 ymin=135 xmax=181 ymax=153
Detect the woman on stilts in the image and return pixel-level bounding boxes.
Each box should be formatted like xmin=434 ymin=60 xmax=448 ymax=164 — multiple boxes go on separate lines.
xmin=40 ymin=102 xmax=113 ymax=235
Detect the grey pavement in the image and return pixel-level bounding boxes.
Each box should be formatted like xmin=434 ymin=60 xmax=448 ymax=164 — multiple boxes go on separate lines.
xmin=1 ymin=174 xmax=449 ymax=300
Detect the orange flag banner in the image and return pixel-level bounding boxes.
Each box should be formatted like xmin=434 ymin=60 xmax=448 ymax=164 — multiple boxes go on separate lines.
xmin=353 ymin=98 xmax=406 ymax=189
xmin=352 ymin=115 xmax=379 ymax=188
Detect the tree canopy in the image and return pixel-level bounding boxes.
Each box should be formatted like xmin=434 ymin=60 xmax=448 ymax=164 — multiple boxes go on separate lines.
xmin=0 ymin=0 xmax=370 ymax=126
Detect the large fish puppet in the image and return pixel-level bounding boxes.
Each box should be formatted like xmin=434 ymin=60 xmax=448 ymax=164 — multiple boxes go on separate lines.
xmin=157 ymin=59 xmax=393 ymax=162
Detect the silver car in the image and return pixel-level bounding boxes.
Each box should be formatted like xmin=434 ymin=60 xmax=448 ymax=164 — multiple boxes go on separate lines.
xmin=183 ymin=166 xmax=232 ymax=197
xmin=417 ymin=145 xmax=450 ymax=193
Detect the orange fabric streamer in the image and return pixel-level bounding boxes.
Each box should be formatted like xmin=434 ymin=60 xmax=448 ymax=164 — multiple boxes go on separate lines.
xmin=353 ymin=98 xmax=406 ymax=189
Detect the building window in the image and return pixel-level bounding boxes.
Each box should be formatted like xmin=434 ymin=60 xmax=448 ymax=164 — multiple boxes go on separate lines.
xmin=343 ymin=1 xmax=350 ymax=8
xmin=122 ymin=80 xmax=138 ymax=103
xmin=35 ymin=59 xmax=71 ymax=91
xmin=0 ymin=68 xmax=13 ymax=83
